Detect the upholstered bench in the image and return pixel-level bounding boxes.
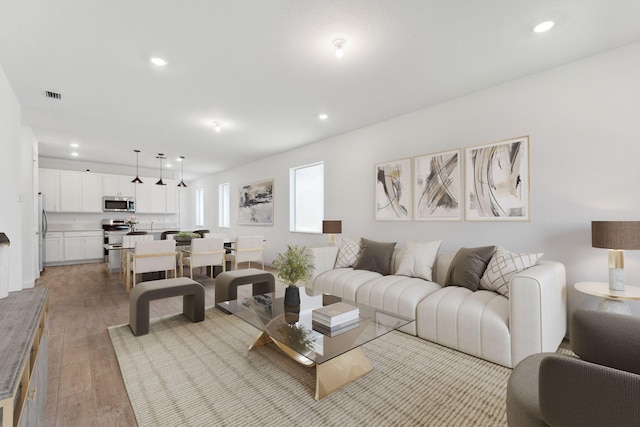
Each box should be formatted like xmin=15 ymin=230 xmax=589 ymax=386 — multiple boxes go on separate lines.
xmin=129 ymin=277 xmax=205 ymax=336
xmin=214 ymin=268 xmax=276 ymax=310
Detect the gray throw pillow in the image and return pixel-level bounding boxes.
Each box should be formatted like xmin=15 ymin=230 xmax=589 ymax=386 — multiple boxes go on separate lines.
xmin=353 ymin=238 xmax=396 ymax=275
xmin=445 ymin=246 xmax=496 ymax=291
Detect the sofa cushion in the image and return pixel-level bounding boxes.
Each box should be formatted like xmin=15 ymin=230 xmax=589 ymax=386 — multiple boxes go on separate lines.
xmin=312 ymin=267 xmax=382 ymax=302
xmin=353 ymin=238 xmax=396 ymax=275
xmin=334 ymin=238 xmax=361 ymax=268
xmin=445 ymin=246 xmax=496 ymax=291
xmin=416 ymin=287 xmax=511 ymax=367
xmin=395 ymin=240 xmax=442 ymax=281
xmin=480 ymin=246 xmax=543 ymax=297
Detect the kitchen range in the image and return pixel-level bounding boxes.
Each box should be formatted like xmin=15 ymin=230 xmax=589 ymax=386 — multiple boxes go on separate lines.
xmin=102 ymin=219 xmax=130 ymax=272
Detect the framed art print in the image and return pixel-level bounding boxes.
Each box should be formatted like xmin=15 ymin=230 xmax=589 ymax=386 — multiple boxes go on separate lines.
xmin=375 ymin=158 xmax=412 ymax=221
xmin=465 ymin=136 xmax=530 ymax=221
xmin=238 ymin=179 xmax=274 ymax=225
xmin=414 ymin=149 xmax=461 ymax=221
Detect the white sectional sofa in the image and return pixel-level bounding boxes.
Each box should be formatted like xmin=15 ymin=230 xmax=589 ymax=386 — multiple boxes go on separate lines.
xmin=307 ymin=245 xmax=567 ymax=368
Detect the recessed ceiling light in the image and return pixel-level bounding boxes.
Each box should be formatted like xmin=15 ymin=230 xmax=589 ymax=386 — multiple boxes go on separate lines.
xmin=150 ymin=56 xmax=168 ymax=66
xmin=318 ymin=113 xmax=329 ymax=120
xmin=213 ymin=122 xmax=221 ymax=133
xmin=333 ymin=38 xmax=346 ymax=58
xmin=71 ymin=152 xmax=79 ymax=157
xmin=70 ymin=143 xmax=79 ymax=148
xmin=533 ymin=21 xmax=554 ymax=33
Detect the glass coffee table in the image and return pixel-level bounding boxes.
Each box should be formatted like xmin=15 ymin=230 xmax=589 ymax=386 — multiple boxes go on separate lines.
xmin=217 ymin=286 xmax=414 ymax=400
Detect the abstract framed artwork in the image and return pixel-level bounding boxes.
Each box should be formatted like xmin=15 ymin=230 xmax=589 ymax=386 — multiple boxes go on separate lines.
xmin=375 ymin=158 xmax=412 ymax=221
xmin=238 ymin=179 xmax=274 ymax=225
xmin=414 ymin=149 xmax=461 ymax=221
xmin=465 ymin=136 xmax=530 ymax=221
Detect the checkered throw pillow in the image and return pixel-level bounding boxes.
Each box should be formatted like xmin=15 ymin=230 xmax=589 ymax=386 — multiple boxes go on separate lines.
xmin=334 ymin=238 xmax=361 ymax=268
xmin=480 ymin=246 xmax=543 ymax=298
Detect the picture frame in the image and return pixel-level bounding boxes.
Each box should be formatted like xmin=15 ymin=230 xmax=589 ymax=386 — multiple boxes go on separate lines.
xmin=414 ymin=149 xmax=462 ymax=221
xmin=238 ymin=179 xmax=274 ymax=225
xmin=375 ymin=158 xmax=412 ymax=221
xmin=464 ymin=136 xmax=530 ymax=221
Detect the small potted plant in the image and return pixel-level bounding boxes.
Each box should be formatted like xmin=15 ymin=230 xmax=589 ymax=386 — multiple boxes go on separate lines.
xmin=271 ymin=245 xmax=314 ymax=307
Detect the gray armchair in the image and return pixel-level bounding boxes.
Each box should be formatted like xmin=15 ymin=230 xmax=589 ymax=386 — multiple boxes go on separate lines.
xmin=507 ymin=309 xmax=640 ymax=426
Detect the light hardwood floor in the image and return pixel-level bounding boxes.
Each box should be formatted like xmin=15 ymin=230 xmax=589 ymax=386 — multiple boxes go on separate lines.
xmin=36 ymin=262 xmax=223 ymax=427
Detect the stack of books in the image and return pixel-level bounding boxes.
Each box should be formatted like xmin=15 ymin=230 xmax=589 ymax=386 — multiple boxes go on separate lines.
xmin=312 ymin=302 xmax=360 ymax=336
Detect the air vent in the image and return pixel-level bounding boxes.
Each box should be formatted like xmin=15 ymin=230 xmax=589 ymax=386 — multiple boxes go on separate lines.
xmin=44 ymin=90 xmax=62 ymax=100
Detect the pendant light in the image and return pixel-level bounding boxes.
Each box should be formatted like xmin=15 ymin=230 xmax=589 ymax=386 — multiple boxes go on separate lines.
xmin=131 ymin=149 xmax=143 ymax=184
xmin=177 ymin=156 xmax=187 ymax=188
xmin=155 ymin=153 xmax=166 ymax=185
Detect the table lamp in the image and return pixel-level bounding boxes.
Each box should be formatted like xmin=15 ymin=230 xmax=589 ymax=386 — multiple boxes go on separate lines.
xmin=592 ymin=221 xmax=640 ymax=291
xmin=322 ymin=220 xmax=342 ymax=246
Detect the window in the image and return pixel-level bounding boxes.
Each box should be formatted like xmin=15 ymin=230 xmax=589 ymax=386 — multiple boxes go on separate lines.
xmin=218 ymin=183 xmax=230 ymax=228
xmin=195 ymin=188 xmax=204 ymax=227
xmin=290 ymin=162 xmax=324 ymax=233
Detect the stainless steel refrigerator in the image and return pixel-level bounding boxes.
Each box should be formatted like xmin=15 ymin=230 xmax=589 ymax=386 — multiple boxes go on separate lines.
xmin=38 ymin=192 xmax=48 ymax=272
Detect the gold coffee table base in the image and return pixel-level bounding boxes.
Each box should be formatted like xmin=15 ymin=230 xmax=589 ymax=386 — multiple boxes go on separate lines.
xmin=249 ymin=331 xmax=373 ymax=400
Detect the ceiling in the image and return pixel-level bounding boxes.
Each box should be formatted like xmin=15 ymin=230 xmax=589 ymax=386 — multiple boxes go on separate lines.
xmin=2 ymin=1 xmax=640 ymax=181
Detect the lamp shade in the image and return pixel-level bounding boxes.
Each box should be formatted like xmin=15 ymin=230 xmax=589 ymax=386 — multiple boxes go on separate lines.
xmin=322 ymin=220 xmax=342 ymax=234
xmin=592 ymin=221 xmax=640 ymax=250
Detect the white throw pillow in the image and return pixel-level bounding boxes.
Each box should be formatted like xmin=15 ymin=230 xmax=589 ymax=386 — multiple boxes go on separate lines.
xmin=480 ymin=246 xmax=543 ymax=298
xmin=394 ymin=240 xmax=442 ymax=281
xmin=334 ymin=238 xmax=361 ymax=268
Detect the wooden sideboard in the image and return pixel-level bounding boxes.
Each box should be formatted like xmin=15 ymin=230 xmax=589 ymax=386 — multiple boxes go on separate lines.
xmin=0 ymin=289 xmax=49 ymax=427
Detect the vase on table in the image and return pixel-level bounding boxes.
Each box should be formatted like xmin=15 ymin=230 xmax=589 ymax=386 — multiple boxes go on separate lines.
xmin=284 ymin=286 xmax=300 ymax=306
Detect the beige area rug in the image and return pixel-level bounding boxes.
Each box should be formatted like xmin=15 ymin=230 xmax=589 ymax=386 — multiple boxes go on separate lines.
xmin=109 ymin=308 xmax=512 ymax=426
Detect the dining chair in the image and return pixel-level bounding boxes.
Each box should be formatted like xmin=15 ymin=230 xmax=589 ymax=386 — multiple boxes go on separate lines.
xmin=120 ymin=234 xmax=153 ymax=284
xmin=180 ymin=237 xmax=226 ymax=279
xmin=161 ymin=230 xmax=180 ymax=240
xmin=227 ymin=235 xmax=264 ymax=270
xmin=127 ymin=239 xmax=177 ymax=292
xmin=193 ymin=229 xmax=210 ymax=238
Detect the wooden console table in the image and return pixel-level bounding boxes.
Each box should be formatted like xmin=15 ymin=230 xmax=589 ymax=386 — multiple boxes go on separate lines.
xmin=0 ymin=289 xmax=49 ymax=427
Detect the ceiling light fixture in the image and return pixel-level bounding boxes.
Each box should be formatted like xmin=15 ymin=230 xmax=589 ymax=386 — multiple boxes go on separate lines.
xmin=177 ymin=156 xmax=187 ymax=188
xmin=131 ymin=149 xmax=143 ymax=184
xmin=318 ymin=113 xmax=329 ymax=120
xmin=213 ymin=122 xmax=221 ymax=133
xmin=156 ymin=153 xmax=167 ymax=185
xmin=333 ymin=38 xmax=346 ymax=58
xmin=150 ymin=56 xmax=168 ymax=66
xmin=533 ymin=21 xmax=554 ymax=33
xmin=71 ymin=152 xmax=79 ymax=157
xmin=70 ymin=143 xmax=79 ymax=148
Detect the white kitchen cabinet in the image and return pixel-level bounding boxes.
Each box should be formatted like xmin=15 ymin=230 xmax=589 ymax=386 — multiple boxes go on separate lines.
xmin=60 ymin=171 xmax=104 ymax=213
xmin=103 ymin=175 xmax=136 ymax=198
xmin=82 ymin=174 xmax=103 ymax=212
xmin=150 ymin=182 xmax=167 ymax=213
xmin=44 ymin=232 xmax=64 ymax=263
xmin=60 ymin=171 xmax=83 ymax=212
xmin=39 ymin=169 xmax=61 ymax=212
xmin=63 ymin=231 xmax=104 ymax=261
xmin=135 ymin=180 xmax=151 ymax=213
xmin=84 ymin=235 xmax=104 ymax=259
xmin=166 ymin=179 xmax=178 ymax=213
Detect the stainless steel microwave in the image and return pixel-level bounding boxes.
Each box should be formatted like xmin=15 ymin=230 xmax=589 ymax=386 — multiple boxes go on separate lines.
xmin=103 ymin=196 xmax=135 ymax=212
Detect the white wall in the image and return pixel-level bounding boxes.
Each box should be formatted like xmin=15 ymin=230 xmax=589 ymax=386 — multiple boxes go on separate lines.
xmin=192 ymin=41 xmax=640 ymax=317
xmin=0 ymin=64 xmax=23 ymax=293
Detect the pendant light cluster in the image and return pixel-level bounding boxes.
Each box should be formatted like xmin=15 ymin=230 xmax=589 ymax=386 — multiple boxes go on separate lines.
xmin=130 ymin=150 xmax=188 ymax=188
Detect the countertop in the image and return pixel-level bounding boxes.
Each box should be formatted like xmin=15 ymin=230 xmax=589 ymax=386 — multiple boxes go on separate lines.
xmin=0 ymin=288 xmax=49 ymax=401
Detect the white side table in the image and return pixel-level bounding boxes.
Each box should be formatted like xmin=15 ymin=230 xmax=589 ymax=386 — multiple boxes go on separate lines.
xmin=574 ymin=282 xmax=640 ymax=315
